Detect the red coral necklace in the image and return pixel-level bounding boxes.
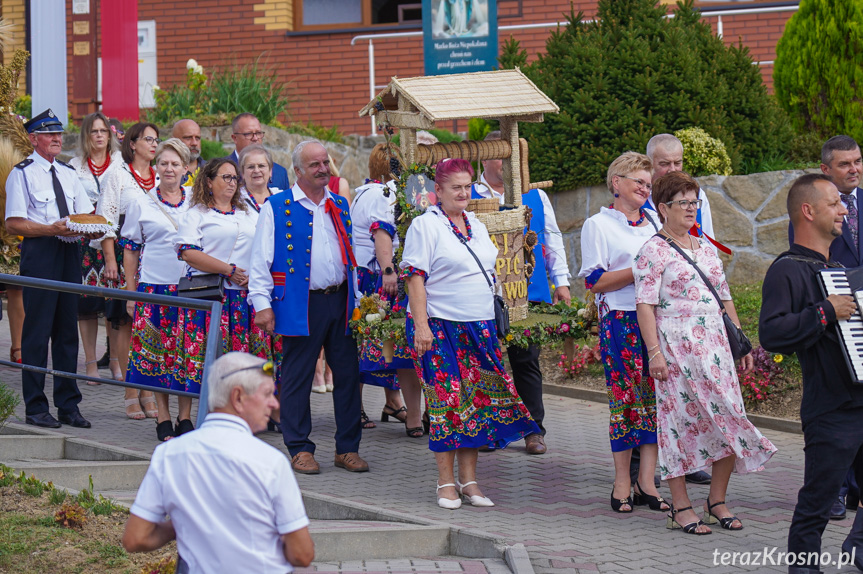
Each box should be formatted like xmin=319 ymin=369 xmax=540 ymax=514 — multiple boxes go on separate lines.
xmin=129 ymin=164 xmax=156 ymax=191
xmin=87 ymin=154 xmax=111 ymax=177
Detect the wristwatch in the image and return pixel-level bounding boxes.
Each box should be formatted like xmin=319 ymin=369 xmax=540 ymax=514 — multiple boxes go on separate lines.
xmin=384 ymin=266 xmax=394 ymax=275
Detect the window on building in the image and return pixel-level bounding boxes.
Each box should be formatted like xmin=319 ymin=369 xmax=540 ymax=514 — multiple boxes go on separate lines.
xmin=296 ymin=0 xmax=422 ymax=30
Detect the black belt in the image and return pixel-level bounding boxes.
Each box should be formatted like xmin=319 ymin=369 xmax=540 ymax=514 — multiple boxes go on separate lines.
xmin=309 ymin=281 xmax=346 ymax=295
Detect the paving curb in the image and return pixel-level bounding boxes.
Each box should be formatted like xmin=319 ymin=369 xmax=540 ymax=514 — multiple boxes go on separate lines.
xmin=542 ymin=382 xmax=803 ymax=435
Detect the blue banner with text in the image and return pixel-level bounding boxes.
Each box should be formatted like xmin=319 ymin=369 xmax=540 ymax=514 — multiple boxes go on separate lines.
xmin=423 ymin=0 xmax=498 ymax=76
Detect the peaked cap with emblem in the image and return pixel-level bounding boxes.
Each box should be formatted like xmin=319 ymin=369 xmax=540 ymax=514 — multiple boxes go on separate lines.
xmin=24 ymin=109 xmax=65 ymax=134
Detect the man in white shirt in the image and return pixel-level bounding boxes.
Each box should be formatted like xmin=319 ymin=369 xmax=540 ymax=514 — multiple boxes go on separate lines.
xmin=472 ymin=131 xmax=572 ymax=455
xmin=250 ymin=140 xmax=368 ymax=475
xmin=123 ymin=352 xmax=315 ymax=574
xmin=645 ymin=133 xmax=714 ymax=238
xmin=5 ymin=109 xmax=98 ymax=429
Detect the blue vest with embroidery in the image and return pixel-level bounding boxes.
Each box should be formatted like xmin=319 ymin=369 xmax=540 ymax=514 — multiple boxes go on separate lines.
xmin=470 ymin=185 xmax=552 ymax=303
xmin=268 ymin=190 xmax=355 ymax=337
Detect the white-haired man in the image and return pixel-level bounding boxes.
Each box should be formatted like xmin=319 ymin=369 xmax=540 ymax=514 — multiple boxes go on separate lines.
xmin=123 ymin=352 xmax=314 ymax=574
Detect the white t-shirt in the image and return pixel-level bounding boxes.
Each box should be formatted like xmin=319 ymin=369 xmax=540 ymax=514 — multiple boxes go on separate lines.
xmin=120 ymin=188 xmax=191 ymax=285
xmin=400 ymin=205 xmax=498 ymax=322
xmin=130 ymin=413 xmax=309 ymax=574
xmin=175 ymin=205 xmax=258 ymax=290
xmin=350 ymin=180 xmax=399 ymax=270
xmin=578 ymin=206 xmax=661 ymax=314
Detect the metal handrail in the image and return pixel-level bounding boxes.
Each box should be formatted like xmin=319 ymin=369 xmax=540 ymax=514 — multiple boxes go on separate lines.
xmin=0 ymin=273 xmax=222 ymax=427
xmin=351 ymin=4 xmax=799 ymax=135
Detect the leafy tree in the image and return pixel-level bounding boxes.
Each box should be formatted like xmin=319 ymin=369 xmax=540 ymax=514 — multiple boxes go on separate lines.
xmin=499 ymin=0 xmax=791 ymax=189
xmin=774 ymin=0 xmax=863 ymax=142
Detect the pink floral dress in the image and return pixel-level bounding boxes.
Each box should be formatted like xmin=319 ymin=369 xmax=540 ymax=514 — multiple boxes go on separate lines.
xmin=633 ymin=236 xmax=777 ymax=479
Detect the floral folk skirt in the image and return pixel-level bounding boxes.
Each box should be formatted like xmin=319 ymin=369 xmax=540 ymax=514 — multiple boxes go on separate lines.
xmin=407 ymin=315 xmax=539 ymax=453
xmin=357 ymin=267 xmax=412 ymax=389
xmin=599 ymin=310 xmax=658 ymax=452
xmin=176 ymin=289 xmax=284 ymax=394
xmin=78 ymin=240 xmax=106 ymax=319
xmin=127 ymin=283 xmax=183 ymax=390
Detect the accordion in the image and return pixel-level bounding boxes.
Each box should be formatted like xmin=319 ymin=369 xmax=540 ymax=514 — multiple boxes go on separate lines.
xmin=817 ymin=267 xmax=863 ymax=384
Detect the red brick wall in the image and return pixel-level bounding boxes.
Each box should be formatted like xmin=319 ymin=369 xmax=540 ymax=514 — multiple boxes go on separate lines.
xmin=67 ymin=1 xmax=794 ymax=134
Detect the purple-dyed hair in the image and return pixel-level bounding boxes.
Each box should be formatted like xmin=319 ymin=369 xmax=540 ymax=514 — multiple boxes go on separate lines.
xmin=434 ymin=158 xmax=474 ymax=185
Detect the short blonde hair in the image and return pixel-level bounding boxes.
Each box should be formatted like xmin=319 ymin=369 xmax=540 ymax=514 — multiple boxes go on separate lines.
xmin=154 ymin=137 xmax=191 ymax=167
xmin=238 ymin=144 xmax=273 ymax=171
xmin=606 ymin=151 xmax=652 ymax=194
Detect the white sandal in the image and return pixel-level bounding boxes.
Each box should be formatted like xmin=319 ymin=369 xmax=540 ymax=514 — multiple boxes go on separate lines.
xmin=436 ymin=483 xmax=462 ymax=510
xmin=124 ymin=398 xmax=145 ymax=420
xmin=457 ymin=480 xmax=495 ymax=507
xmin=84 ymin=360 xmax=101 ymax=385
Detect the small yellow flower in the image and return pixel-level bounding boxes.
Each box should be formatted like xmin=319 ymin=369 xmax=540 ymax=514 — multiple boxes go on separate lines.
xmin=773 ymin=354 xmax=783 ymax=363
xmin=505 ymin=334 xmax=514 ymax=342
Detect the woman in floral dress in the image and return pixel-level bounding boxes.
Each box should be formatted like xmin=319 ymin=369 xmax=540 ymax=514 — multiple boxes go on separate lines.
xmin=578 ymin=152 xmax=667 ymax=515
xmin=176 ymin=157 xmax=283 ymax=429
xmin=634 ymin=171 xmax=776 ymax=535
xmin=402 ymin=159 xmax=539 ymax=510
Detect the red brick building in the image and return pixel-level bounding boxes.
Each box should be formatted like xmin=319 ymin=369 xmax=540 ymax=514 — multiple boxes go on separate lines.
xmin=2 ymin=1 xmax=798 ymax=135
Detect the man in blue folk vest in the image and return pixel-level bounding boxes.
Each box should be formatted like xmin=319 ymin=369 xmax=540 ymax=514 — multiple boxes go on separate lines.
xmin=472 ymin=131 xmax=572 ymax=455
xmin=249 ymin=140 xmax=367 ymax=475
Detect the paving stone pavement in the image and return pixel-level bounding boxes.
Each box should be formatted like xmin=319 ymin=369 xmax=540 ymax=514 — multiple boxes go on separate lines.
xmin=0 ymin=321 xmax=859 ymax=573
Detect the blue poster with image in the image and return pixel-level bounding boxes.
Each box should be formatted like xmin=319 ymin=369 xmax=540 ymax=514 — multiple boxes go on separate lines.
xmin=423 ymin=0 xmax=498 ymax=76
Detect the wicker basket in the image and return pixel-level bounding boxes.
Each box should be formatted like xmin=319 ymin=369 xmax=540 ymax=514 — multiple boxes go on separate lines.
xmin=467 ymin=198 xmax=500 ymax=214
xmin=473 ymin=205 xmax=529 ymax=322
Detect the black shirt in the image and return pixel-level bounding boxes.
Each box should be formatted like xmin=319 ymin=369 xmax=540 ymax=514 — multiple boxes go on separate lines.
xmin=759 ymin=244 xmax=863 ymax=425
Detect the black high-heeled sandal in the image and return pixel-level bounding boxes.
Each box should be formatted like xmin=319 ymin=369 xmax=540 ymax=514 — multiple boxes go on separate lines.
xmin=703 ymin=499 xmax=743 ymax=530
xmin=610 ymin=487 xmax=633 ymax=513
xmin=361 ymin=410 xmax=376 ymax=429
xmin=422 ymin=410 xmax=430 ymax=434
xmin=667 ymin=505 xmax=711 ymax=535
xmin=405 ymin=422 xmax=424 ymax=438
xmin=156 ymin=420 xmax=175 ymax=442
xmin=175 ymin=418 xmax=194 ymax=436
xmin=632 ymin=480 xmax=669 ymax=511
xmin=381 ymin=405 xmax=408 ymax=423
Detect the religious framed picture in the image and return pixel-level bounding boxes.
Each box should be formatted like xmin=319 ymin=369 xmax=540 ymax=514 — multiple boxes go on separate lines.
xmin=405 ymin=173 xmax=437 ymax=212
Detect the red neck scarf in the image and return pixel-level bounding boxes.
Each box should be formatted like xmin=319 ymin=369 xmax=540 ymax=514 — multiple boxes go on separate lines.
xmin=324 ymin=198 xmax=357 ymax=267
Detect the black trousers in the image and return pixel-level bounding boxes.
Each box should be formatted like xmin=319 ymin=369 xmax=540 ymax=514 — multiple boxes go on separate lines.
xmin=506 ymin=343 xmax=545 ymax=436
xmin=279 ymin=286 xmax=362 ymax=457
xmin=788 ymin=406 xmax=863 ymax=567
xmin=19 ymin=237 xmax=82 ymax=416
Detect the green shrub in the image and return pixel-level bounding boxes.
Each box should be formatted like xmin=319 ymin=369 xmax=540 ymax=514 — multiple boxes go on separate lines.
xmin=501 ymin=0 xmax=792 ymax=189
xmin=392 ymin=128 xmax=462 ymax=146
xmin=0 ymin=382 xmax=20 ymax=431
xmin=200 ymin=139 xmax=226 ymax=161
xmin=13 ymin=94 xmax=30 ymax=118
xmin=674 ymin=127 xmax=732 ymax=176
xmin=774 ymin=0 xmax=863 ymax=143
xmin=787 ymin=131 xmax=823 ymax=166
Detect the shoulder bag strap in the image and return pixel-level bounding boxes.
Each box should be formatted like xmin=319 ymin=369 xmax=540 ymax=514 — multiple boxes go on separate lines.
xmin=146 ymin=190 xmax=178 ymax=231
xmin=437 ymin=212 xmax=494 ymax=293
xmin=655 ymin=233 xmax=726 ymax=313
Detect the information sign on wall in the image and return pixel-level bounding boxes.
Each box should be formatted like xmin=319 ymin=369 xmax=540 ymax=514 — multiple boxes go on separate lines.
xmin=422 ymin=0 xmax=497 ymax=76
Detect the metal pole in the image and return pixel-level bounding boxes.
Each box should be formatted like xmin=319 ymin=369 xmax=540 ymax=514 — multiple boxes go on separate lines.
xmin=369 ymin=39 xmax=376 ymax=136
xmin=195 ymin=300 xmax=223 ymax=427
xmin=717 ymin=15 xmax=724 ymax=38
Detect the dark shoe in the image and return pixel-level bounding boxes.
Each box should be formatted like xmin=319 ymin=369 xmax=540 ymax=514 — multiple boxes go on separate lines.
xmin=703 ymin=498 xmax=743 ymax=530
xmin=422 ymin=410 xmax=430 ymax=434
xmin=156 ymin=420 xmax=175 ymax=442
xmin=666 ymin=505 xmax=711 ymax=535
xmin=632 ymin=480 xmax=669 ymax=511
xmin=25 ymin=412 xmax=61 ymax=429
xmin=610 ymin=487 xmax=633 ymax=513
xmin=291 ymin=452 xmax=321 ymax=474
xmin=96 ymin=349 xmax=110 ymax=368
xmin=405 ymin=423 xmax=424 ymax=438
xmin=334 ymin=452 xmax=369 ymax=472
xmin=58 ymin=411 xmax=91 ymax=428
xmin=267 ymin=418 xmax=282 ymax=433
xmin=832 ymin=495 xmax=848 ymax=520
xmin=685 ymin=470 xmax=712 ymax=485
xmin=174 ymin=418 xmax=194 ymax=436
xmin=381 ymin=405 xmax=407 ymax=423
xmin=360 ymin=410 xmax=376 ymax=429
xmin=525 ymin=434 xmax=547 ymax=455
xmin=842 ymin=508 xmax=863 ymax=570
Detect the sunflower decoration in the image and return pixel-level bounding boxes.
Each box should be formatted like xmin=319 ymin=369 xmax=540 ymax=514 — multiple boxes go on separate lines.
xmin=0 ymin=27 xmax=31 ymax=274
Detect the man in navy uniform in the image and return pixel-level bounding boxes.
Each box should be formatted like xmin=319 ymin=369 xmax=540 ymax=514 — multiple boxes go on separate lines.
xmin=249 ymin=140 xmax=367 ymax=475
xmin=471 ymin=131 xmax=572 ymax=455
xmin=5 ymin=109 xmax=99 ymax=428
xmin=225 ymin=113 xmax=290 ymax=190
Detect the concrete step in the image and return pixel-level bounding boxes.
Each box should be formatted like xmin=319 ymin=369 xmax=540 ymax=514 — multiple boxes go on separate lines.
xmin=3 ymin=459 xmax=150 ymax=491
xmin=308 ymin=520 xmax=451 ymax=562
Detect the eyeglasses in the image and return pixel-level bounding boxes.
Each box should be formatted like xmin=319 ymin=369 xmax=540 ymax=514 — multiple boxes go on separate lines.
xmin=223 ymin=360 xmax=274 ymax=379
xmin=217 ymin=174 xmax=240 ymax=183
xmin=234 ymin=131 xmax=265 ymax=141
xmin=90 ymin=129 xmax=110 ymax=136
xmin=138 ymin=136 xmax=162 ymax=145
xmin=665 ymin=199 xmax=703 ymax=210
xmin=618 ymin=175 xmax=652 ymax=191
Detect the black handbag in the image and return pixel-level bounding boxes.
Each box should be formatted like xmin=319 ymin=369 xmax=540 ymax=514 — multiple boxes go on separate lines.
xmin=178 ymin=273 xmax=225 ymax=301
xmin=459 ymin=236 xmax=510 ymax=340
xmin=657 ymin=234 xmax=753 ymax=360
